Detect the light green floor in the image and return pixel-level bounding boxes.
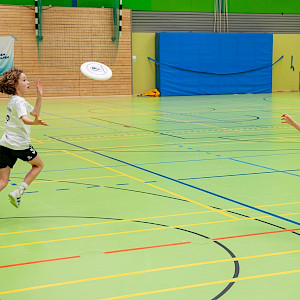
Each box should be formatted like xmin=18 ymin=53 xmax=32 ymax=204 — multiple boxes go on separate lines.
xmin=0 ymin=93 xmax=300 ymax=299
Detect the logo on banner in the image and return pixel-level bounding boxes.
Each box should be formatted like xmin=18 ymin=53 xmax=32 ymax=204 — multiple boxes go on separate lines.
xmin=0 ymin=36 xmax=15 ymax=75
xmin=0 ymin=53 xmax=10 ymax=60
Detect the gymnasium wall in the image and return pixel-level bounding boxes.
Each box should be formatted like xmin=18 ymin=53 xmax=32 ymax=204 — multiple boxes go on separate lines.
xmin=1 ymin=2 xmax=299 ymax=96
xmin=132 ymin=33 xmax=300 ymax=95
xmin=0 ymin=5 xmax=132 ymax=98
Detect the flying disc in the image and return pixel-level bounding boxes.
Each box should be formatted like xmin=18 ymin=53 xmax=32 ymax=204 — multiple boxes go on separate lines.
xmin=80 ymin=62 xmax=112 ymax=81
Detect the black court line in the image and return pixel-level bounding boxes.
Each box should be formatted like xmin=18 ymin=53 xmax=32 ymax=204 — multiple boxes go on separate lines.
xmin=0 ymin=215 xmax=239 ymax=300
xmin=91 ymin=116 xmax=185 ymax=139
xmin=47 ymin=136 xmax=300 ymax=227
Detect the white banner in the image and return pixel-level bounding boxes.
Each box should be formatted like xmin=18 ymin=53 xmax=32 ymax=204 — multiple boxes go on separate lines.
xmin=0 ymin=36 xmax=14 ymax=75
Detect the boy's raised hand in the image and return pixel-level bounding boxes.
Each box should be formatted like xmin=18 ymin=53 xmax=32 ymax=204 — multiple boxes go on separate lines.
xmin=281 ymin=113 xmax=294 ymax=125
xmin=36 ymin=80 xmax=43 ymax=97
xmin=33 ymin=112 xmax=49 ymax=126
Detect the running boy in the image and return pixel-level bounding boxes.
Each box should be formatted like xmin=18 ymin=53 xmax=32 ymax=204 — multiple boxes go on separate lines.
xmin=0 ymin=67 xmax=48 ymax=208
xmin=281 ymin=113 xmax=300 ymax=131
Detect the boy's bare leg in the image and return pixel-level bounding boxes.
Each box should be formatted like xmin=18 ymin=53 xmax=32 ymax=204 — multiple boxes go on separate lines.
xmin=0 ymin=166 xmax=10 ymax=192
xmin=24 ymin=154 xmax=44 ymax=186
xmin=9 ymin=155 xmax=44 ymax=208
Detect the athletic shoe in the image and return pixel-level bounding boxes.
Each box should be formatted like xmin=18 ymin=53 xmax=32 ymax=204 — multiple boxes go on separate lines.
xmin=8 ymin=188 xmax=24 ymax=208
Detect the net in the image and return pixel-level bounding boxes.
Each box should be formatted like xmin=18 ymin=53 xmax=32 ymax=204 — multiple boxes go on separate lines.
xmin=36 ymin=0 xmax=120 ymax=69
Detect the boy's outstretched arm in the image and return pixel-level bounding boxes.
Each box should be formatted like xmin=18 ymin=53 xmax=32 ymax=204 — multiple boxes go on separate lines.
xmin=30 ymin=80 xmax=42 ymax=117
xmin=281 ymin=113 xmax=300 ymax=131
xmin=21 ymin=113 xmax=48 ymax=126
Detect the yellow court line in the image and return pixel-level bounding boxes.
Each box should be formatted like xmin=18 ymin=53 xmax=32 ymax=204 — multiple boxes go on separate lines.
xmin=0 ymin=210 xmax=216 ymax=236
xmin=59 ymin=139 xmax=203 ymax=149
xmin=1 ymin=212 xmax=299 ymax=249
xmin=0 ymin=219 xmax=235 ymax=249
xmin=62 ymin=150 xmax=238 ymax=220
xmin=1 ymin=200 xmax=299 ymax=236
xmin=99 ymin=140 xmax=249 ymax=150
xmin=42 ymin=134 xmax=250 ymax=149
xmin=278 ymin=137 xmax=300 ymax=142
xmin=100 ymin=269 xmax=300 ymax=299
xmin=154 ymin=116 xmax=242 ymax=132
xmin=37 ymin=152 xmax=70 ymax=156
xmin=0 ymin=249 xmax=300 ymax=295
xmin=89 ymin=139 xmax=252 ymax=148
xmin=258 ymin=201 xmax=300 ymax=209
xmin=31 ymin=174 xmax=123 ymax=185
xmin=52 ymin=132 xmax=245 ymax=142
xmin=42 ymin=133 xmax=254 ymax=146
xmin=67 ymin=101 xmax=122 ymax=111
xmin=31 ymin=137 xmax=43 ymax=144
xmin=99 ymin=142 xmax=253 ymax=152
xmin=154 ymin=115 xmax=218 ymax=128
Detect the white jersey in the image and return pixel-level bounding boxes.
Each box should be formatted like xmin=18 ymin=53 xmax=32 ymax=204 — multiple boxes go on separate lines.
xmin=0 ymin=95 xmax=34 ymax=150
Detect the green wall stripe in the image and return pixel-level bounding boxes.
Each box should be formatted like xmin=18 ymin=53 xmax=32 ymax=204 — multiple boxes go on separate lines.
xmin=0 ymin=0 xmax=299 ymax=14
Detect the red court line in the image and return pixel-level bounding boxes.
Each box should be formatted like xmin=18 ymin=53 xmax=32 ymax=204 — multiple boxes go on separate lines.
xmin=213 ymin=228 xmax=300 ymax=241
xmin=0 ymin=255 xmax=80 ymax=269
xmin=105 ymin=241 xmax=191 ymax=254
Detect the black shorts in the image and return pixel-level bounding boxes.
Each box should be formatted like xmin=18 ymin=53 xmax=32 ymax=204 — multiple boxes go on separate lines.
xmin=0 ymin=145 xmax=38 ymax=169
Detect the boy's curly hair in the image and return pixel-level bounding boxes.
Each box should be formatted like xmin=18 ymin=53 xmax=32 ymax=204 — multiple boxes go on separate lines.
xmin=0 ymin=67 xmax=23 ymax=95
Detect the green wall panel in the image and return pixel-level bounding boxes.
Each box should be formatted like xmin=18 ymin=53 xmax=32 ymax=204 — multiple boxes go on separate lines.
xmin=150 ymin=0 xmax=213 ymax=12
xmin=229 ymin=0 xmax=300 ymax=14
xmin=36 ymin=0 xmax=72 ymax=7
xmin=0 ymin=0 xmax=299 ymax=13
xmin=46 ymin=0 xmax=72 ymax=6
xmin=0 ymin=0 xmax=116 ymax=7
xmin=0 ymin=0 xmax=32 ymax=4
xmin=77 ymin=0 xmax=118 ymax=8
xmin=128 ymin=0 xmax=300 ymax=14
xmin=123 ymin=0 xmax=151 ymax=10
xmin=191 ymin=0 xmax=214 ymax=12
xmin=151 ymin=0 xmax=193 ymax=12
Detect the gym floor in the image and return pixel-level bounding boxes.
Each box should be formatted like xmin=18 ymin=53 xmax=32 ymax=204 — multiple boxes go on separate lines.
xmin=0 ymin=92 xmax=300 ymax=299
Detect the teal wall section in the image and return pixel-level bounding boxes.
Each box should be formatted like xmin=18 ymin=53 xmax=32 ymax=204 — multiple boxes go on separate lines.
xmin=0 ymin=0 xmax=299 ymax=13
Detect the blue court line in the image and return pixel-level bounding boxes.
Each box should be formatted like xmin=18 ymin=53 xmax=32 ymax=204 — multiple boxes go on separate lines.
xmin=178 ymin=169 xmax=300 ymax=181
xmin=42 ymin=112 xmax=128 ymax=133
xmin=48 ymin=135 xmax=300 ymax=227
xmin=230 ymin=158 xmax=300 ymax=178
xmin=11 ymin=152 xmax=300 ymax=176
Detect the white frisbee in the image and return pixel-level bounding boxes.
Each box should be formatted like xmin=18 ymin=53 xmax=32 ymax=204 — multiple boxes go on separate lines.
xmin=80 ymin=61 xmax=112 ymax=81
